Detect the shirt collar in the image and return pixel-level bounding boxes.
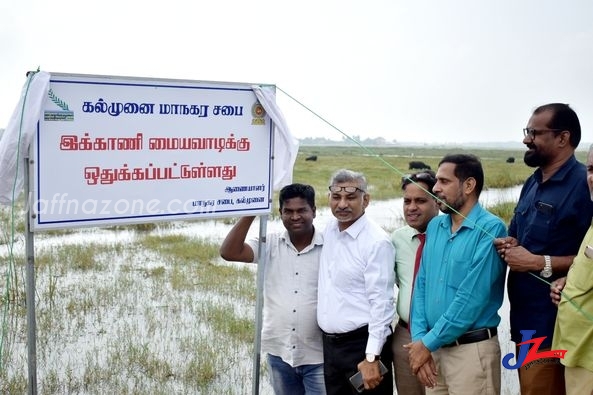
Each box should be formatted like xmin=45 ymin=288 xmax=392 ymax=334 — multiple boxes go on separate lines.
xmin=280 ymin=226 xmax=324 ymax=248
xmin=534 ymin=154 xmax=578 ymax=183
xmin=439 ymin=202 xmax=484 ymax=231
xmin=410 ymin=227 xmax=424 ymax=242
xmin=341 ymin=213 xmax=369 ymax=239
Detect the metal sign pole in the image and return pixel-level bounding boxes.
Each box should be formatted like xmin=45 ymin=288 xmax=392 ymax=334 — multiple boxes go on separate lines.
xmin=251 ymin=215 xmax=268 ymax=395
xmin=24 ymin=156 xmax=37 ymax=395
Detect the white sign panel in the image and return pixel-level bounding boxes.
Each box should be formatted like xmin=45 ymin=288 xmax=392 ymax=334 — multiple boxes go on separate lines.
xmin=30 ymin=73 xmax=273 ymax=231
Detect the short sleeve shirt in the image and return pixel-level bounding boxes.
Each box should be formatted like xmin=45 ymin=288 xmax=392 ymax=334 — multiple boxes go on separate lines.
xmin=508 ymin=155 xmax=593 ymax=346
xmin=248 ymin=228 xmax=324 ymax=366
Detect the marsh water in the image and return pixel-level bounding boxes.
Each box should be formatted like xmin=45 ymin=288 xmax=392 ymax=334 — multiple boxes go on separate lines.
xmin=179 ymin=185 xmax=523 ymax=394
xmin=5 ymin=185 xmax=523 ymax=394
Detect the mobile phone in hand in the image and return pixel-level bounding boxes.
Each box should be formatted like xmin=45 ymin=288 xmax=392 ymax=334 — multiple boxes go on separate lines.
xmin=349 ymin=360 xmax=389 ymax=393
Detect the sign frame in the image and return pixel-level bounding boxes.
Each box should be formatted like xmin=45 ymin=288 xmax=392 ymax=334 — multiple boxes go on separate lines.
xmin=29 ymin=73 xmax=275 ymax=231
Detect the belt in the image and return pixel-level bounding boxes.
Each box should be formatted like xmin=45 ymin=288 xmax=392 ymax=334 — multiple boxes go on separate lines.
xmin=322 ymin=325 xmax=369 ymax=342
xmin=442 ymin=327 xmax=497 ymax=348
xmin=397 ymin=318 xmax=409 ymax=330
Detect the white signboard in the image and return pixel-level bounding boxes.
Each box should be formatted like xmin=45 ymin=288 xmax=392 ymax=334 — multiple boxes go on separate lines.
xmin=30 ymin=73 xmax=273 ymax=231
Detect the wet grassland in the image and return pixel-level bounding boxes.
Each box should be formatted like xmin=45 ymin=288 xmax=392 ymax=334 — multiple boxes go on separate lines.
xmin=1 ymin=145 xmax=584 ymax=393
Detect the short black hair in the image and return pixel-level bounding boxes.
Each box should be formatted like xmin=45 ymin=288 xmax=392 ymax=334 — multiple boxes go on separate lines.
xmin=533 ymin=103 xmax=581 ymax=148
xmin=438 ymin=154 xmax=484 ymax=197
xmin=401 ymin=170 xmax=437 ymax=192
xmin=279 ymin=183 xmax=316 ymax=210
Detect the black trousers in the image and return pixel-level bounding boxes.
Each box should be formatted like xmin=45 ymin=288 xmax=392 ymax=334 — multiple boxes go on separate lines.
xmin=322 ymin=326 xmax=393 ymax=395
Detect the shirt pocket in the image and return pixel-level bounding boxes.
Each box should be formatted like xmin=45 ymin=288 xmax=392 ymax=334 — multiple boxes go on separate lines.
xmin=569 ymin=250 xmax=593 ymax=292
xmin=446 ymin=258 xmax=470 ymax=291
xmin=517 ymin=200 xmax=553 ymax=244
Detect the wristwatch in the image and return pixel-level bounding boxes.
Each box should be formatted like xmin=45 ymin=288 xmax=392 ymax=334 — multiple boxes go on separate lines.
xmin=540 ymin=255 xmax=552 ymax=278
xmin=365 ymin=353 xmax=379 ymax=363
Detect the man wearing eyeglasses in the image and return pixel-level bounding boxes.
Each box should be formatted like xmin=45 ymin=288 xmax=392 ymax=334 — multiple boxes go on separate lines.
xmin=494 ymin=103 xmax=593 ymax=395
xmin=390 ymin=170 xmax=439 ymax=395
xmin=317 ymin=169 xmax=395 ymax=394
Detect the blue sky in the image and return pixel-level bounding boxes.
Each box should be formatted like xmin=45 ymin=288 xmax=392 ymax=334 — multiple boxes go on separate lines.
xmin=2 ymin=0 xmax=593 ymax=144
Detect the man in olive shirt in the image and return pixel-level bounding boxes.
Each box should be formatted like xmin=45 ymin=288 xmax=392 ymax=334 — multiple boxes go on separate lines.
xmin=549 ymin=143 xmax=593 ymax=395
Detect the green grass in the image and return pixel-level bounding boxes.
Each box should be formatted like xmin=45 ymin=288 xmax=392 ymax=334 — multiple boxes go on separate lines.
xmin=0 ymin=144 xmax=552 ymax=393
xmin=289 ymin=145 xmax=546 ymax=209
xmin=202 ymin=301 xmax=255 ymax=343
xmin=0 ymin=230 xmax=260 ymax=393
xmin=489 ymin=202 xmax=517 ymax=225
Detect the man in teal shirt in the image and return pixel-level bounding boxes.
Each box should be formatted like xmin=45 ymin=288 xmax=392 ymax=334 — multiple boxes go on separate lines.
xmin=406 ymin=154 xmax=507 ymax=394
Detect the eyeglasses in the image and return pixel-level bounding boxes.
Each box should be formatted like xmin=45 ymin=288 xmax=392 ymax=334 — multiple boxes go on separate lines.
xmin=523 ymin=128 xmax=565 ymax=140
xmin=328 ymin=186 xmax=365 ymax=194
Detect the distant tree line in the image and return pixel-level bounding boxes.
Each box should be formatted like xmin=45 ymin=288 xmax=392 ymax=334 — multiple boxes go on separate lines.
xmin=299 ymin=136 xmax=397 ymax=146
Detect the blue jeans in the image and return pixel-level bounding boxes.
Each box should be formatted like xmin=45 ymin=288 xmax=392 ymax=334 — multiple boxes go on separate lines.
xmin=267 ymin=353 xmax=326 ymax=395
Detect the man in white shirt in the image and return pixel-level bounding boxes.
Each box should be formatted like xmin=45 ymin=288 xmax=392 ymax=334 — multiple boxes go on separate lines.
xmin=220 ymin=183 xmax=325 ymax=395
xmin=317 ymin=169 xmax=395 ymax=394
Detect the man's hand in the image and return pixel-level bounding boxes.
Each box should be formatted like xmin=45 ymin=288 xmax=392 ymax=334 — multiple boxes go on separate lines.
xmin=404 ymin=341 xmax=431 ymax=373
xmin=494 ymin=237 xmax=544 ymax=272
xmin=415 ymin=357 xmax=438 ymax=389
xmin=493 ymin=236 xmax=518 ymax=260
xmin=550 ymin=276 xmax=567 ymax=306
xmin=356 ymin=359 xmax=383 ymax=390
xmin=505 ymin=245 xmax=546 ymax=272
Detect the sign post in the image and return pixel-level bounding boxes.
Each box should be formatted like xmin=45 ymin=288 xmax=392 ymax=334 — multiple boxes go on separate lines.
xmin=19 ymin=72 xmax=282 ymax=394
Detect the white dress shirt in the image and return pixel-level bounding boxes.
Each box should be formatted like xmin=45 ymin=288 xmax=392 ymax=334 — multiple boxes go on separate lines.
xmin=249 ymin=228 xmax=324 ymax=366
xmin=317 ymin=214 xmax=395 ymax=355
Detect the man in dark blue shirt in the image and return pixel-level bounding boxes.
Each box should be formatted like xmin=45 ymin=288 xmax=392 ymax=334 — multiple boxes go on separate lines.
xmin=494 ymin=103 xmax=593 ymax=395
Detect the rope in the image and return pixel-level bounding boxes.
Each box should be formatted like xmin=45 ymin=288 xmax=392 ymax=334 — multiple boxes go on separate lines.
xmin=276 ymin=85 xmax=592 ymax=324
xmin=0 ymin=80 xmax=588 ymax=376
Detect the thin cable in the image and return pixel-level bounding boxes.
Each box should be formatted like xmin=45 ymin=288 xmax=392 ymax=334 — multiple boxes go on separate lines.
xmin=530 ymin=270 xmax=593 ymax=322
xmin=275 ymin=85 xmax=592 ymax=323
xmin=276 ymin=85 xmax=501 ymax=241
